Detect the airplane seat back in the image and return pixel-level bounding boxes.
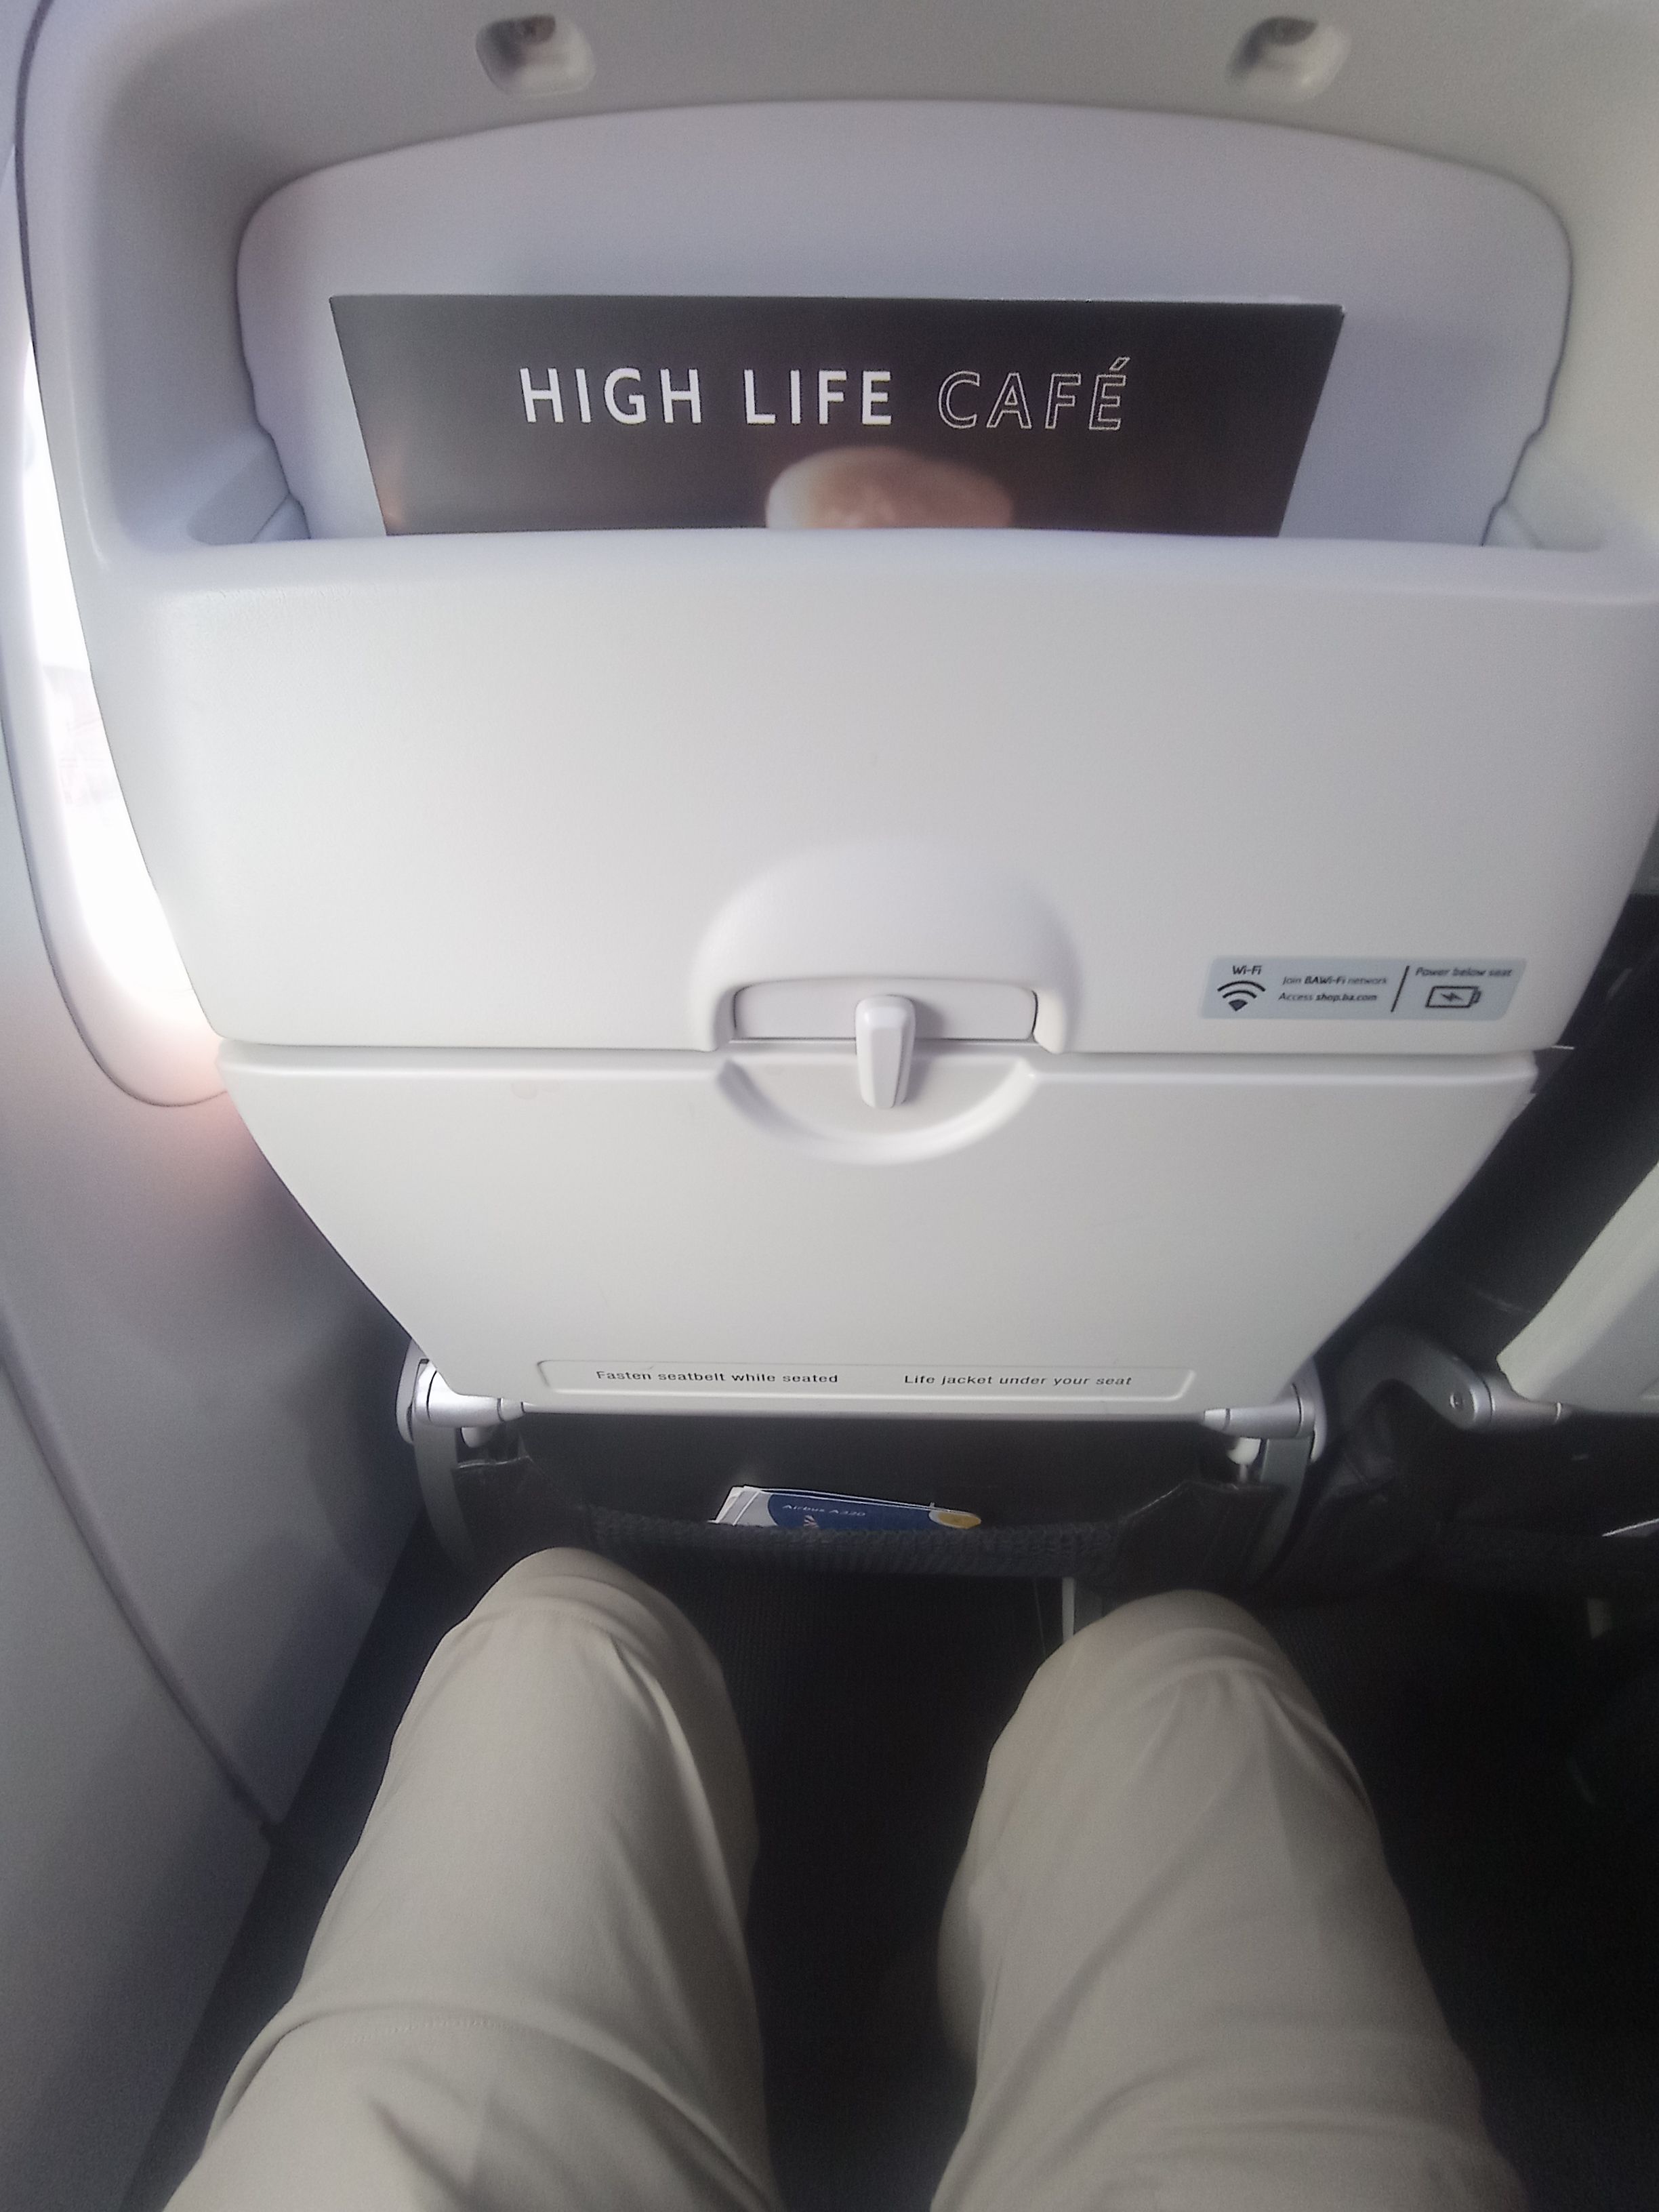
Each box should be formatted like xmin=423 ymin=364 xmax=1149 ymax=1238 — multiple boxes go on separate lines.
xmin=21 ymin=0 xmax=1659 ymax=1446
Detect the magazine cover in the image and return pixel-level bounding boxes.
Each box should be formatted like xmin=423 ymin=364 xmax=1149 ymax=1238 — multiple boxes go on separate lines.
xmin=331 ymin=294 xmax=1342 ymax=537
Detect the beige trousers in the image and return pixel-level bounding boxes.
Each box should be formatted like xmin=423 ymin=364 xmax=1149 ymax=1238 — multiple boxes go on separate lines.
xmin=169 ymin=1551 xmax=1522 ymax=2212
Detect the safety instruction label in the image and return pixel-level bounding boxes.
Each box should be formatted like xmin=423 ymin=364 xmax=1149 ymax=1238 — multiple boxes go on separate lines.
xmin=1203 ymin=958 xmax=1523 ymax=1021
xmin=537 ymin=1361 xmax=1193 ymax=1403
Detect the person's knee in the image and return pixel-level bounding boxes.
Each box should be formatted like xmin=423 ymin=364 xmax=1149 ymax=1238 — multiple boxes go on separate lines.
xmin=474 ymin=1544 xmax=666 ymax=1619
xmin=1074 ymin=1588 xmax=1279 ymax=1664
xmin=1040 ymin=1589 xmax=1315 ymax=1734
xmin=463 ymin=1546 xmax=717 ymax=1662
xmin=413 ymin=1547 xmax=733 ymax=1757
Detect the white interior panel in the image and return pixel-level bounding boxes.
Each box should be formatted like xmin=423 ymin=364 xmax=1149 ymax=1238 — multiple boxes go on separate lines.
xmin=0 ymin=274 xmax=416 ymax=1811
xmin=238 ymin=103 xmax=1568 ymax=546
xmin=224 ymin=1045 xmax=1535 ymax=1416
xmin=0 ymin=1366 xmax=265 ymax=2212
xmin=84 ymin=529 xmax=1659 ymax=1057
xmin=1501 ymin=1162 xmax=1659 ymax=1412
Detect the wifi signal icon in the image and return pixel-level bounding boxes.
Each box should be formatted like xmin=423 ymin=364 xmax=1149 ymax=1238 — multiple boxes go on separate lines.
xmin=1218 ymin=978 xmax=1266 ymax=1012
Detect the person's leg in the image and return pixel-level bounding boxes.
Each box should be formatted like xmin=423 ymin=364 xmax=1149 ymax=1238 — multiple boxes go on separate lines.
xmin=169 ymin=1549 xmax=781 ymax=2212
xmin=935 ymin=1591 xmax=1522 ymax=2212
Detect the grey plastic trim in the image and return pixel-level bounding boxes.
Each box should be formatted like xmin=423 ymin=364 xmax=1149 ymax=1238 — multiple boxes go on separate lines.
xmin=1338 ymin=1323 xmax=1568 ymax=1433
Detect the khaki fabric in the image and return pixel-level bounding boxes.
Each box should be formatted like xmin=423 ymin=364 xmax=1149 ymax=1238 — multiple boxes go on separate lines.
xmin=168 ymin=1551 xmax=779 ymax=2212
xmin=935 ymin=1591 xmax=1523 ymax=2212
xmin=169 ymin=1556 xmax=1521 ymax=2212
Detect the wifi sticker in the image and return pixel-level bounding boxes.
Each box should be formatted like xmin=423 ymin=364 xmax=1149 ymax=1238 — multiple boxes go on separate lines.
xmin=1202 ymin=957 xmax=1523 ymax=1021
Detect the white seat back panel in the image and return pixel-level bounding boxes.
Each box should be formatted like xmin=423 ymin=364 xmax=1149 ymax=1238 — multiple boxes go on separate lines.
xmin=224 ymin=1044 xmax=1536 ymax=1417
